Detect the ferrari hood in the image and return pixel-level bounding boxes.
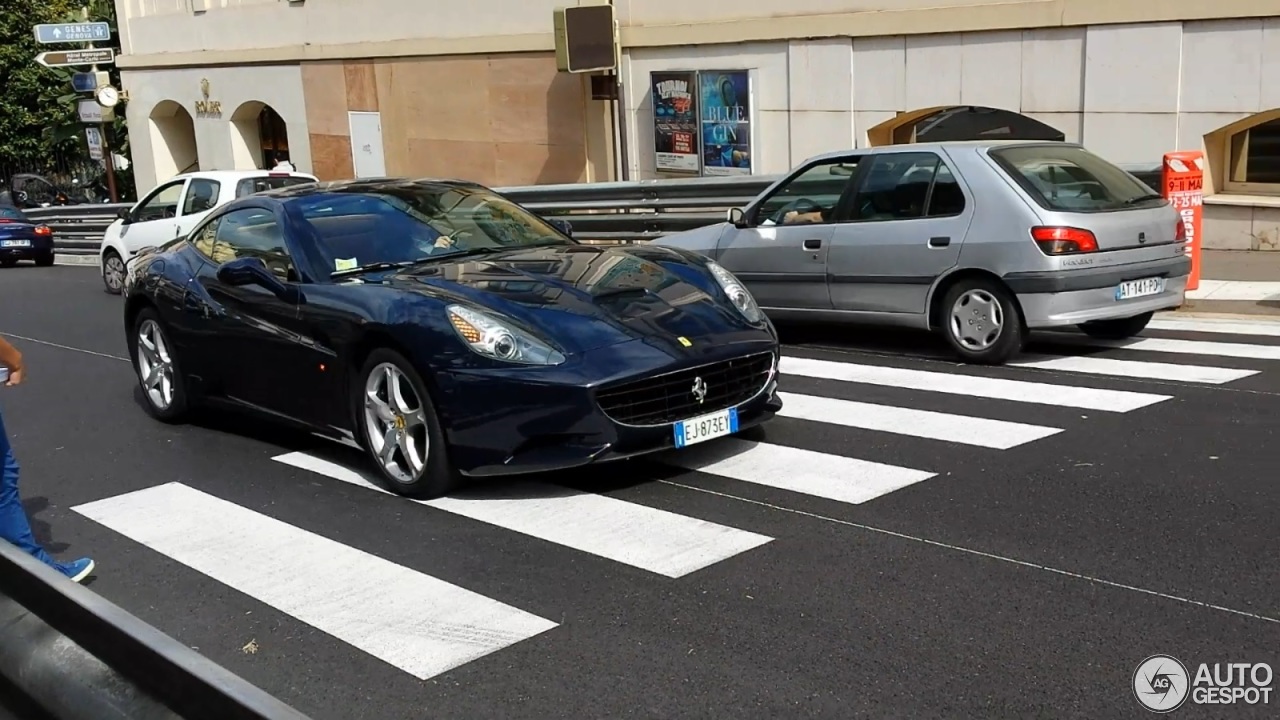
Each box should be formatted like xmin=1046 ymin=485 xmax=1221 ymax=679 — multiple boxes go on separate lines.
xmin=388 ymin=244 xmax=749 ymax=354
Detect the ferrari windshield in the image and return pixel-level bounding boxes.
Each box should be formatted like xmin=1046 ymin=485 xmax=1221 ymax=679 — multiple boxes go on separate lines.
xmin=287 ymin=183 xmax=573 ymax=274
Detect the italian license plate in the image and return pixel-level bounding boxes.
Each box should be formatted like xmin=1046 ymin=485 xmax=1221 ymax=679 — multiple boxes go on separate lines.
xmin=674 ymin=407 xmax=739 ymax=449
xmin=1115 ymin=276 xmax=1165 ymax=300
xmin=0 ymin=240 xmax=30 ymax=248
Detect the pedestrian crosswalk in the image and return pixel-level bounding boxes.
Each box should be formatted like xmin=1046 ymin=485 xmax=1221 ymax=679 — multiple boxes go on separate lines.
xmin=272 ymin=450 xmax=774 ymax=579
xmin=73 ymin=482 xmax=561 ymax=681
xmin=69 ymin=315 xmax=1280 ymax=684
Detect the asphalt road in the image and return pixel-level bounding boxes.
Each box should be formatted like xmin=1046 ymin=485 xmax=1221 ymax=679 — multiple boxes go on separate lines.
xmin=2 ymin=264 xmax=1278 ymax=719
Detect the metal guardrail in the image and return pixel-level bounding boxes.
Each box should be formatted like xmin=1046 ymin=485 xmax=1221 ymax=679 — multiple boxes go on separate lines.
xmin=26 ymin=164 xmax=1164 ymax=256
xmin=0 ymin=540 xmax=312 ymax=719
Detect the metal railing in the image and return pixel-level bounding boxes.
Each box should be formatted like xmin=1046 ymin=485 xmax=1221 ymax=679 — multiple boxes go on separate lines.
xmin=26 ymin=165 xmax=1164 ymax=256
xmin=0 ymin=540 xmax=312 ymax=720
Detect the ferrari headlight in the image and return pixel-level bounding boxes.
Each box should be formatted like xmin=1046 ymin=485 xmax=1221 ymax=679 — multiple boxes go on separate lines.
xmin=446 ymin=305 xmax=566 ymax=366
xmin=706 ymin=260 xmax=764 ymax=324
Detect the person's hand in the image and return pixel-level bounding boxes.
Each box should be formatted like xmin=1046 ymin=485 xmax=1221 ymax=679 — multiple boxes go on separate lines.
xmin=782 ymin=210 xmax=820 ymax=225
xmin=4 ymin=364 xmax=23 ymax=387
xmin=434 ymin=235 xmax=455 ymax=249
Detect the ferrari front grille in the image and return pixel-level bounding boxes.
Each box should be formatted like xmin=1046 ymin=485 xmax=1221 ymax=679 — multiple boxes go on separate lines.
xmin=595 ymin=351 xmax=775 ymax=426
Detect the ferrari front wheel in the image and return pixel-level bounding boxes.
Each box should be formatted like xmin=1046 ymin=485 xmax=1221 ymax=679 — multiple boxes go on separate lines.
xmin=355 ymin=348 xmax=460 ymax=499
xmin=129 ymin=308 xmax=190 ymax=423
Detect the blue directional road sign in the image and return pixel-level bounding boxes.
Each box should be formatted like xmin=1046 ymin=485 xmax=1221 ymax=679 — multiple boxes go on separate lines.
xmin=71 ymin=72 xmax=99 ymax=93
xmin=33 ymin=22 xmax=111 ymax=44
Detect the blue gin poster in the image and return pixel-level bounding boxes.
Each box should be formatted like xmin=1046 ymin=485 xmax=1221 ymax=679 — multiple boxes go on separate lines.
xmin=698 ymin=70 xmax=752 ymax=175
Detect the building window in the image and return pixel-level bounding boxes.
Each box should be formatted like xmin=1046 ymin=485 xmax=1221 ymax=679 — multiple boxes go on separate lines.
xmin=1226 ymin=117 xmax=1280 ymax=193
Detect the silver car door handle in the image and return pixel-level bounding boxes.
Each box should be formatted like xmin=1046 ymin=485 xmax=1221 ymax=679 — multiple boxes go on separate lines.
xmin=802 ymin=239 xmax=822 ymax=250
xmin=928 ymin=236 xmax=951 ymax=248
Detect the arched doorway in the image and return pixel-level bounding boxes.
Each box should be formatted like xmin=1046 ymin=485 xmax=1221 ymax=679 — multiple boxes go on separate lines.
xmin=867 ymin=106 xmax=1066 ymax=146
xmin=230 ymin=101 xmax=291 ymax=169
xmin=148 ymin=100 xmax=198 ymax=178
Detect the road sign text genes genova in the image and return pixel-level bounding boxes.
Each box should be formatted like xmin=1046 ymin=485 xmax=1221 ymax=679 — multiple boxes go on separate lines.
xmin=33 ymin=22 xmax=111 ymax=44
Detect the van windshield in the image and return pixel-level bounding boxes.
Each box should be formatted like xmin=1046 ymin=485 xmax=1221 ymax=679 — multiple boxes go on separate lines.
xmin=988 ymin=145 xmax=1164 ymax=213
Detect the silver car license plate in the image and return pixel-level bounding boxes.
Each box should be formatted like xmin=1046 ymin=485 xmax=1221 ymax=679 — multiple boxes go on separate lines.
xmin=1115 ymin=277 xmax=1165 ymax=301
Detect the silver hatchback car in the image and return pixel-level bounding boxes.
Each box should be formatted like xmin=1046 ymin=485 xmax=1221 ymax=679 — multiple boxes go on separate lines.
xmin=653 ymin=141 xmax=1189 ymax=364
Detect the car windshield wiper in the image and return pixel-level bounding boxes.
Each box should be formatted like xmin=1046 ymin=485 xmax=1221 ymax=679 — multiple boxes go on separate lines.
xmin=330 ymin=261 xmax=413 ymax=278
xmin=330 ymin=242 xmax=571 ymax=278
xmin=405 ymin=246 xmax=519 ymax=265
xmin=1124 ymin=193 xmax=1164 ymax=205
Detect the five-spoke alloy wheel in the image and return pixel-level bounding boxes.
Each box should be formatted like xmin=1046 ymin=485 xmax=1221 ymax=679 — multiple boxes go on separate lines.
xmin=130 ymin=308 xmax=189 ymax=422
xmin=355 ymin=349 xmax=458 ymax=498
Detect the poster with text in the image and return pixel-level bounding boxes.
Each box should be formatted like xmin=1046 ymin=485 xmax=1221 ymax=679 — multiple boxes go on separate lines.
xmin=651 ymin=71 xmax=700 ymax=173
xmin=698 ymin=70 xmax=752 ymax=175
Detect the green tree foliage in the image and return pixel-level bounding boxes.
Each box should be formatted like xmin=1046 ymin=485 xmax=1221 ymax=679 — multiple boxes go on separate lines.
xmin=40 ymin=0 xmax=128 ymax=159
xmin=0 ymin=0 xmax=84 ymax=166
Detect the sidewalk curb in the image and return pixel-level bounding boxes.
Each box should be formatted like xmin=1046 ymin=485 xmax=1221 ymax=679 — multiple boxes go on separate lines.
xmin=1160 ymin=309 xmax=1280 ymax=323
xmin=55 ymin=254 xmax=98 ymax=267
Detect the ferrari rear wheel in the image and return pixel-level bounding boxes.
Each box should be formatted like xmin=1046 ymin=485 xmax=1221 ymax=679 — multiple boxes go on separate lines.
xmin=356 ymin=349 xmax=459 ymax=499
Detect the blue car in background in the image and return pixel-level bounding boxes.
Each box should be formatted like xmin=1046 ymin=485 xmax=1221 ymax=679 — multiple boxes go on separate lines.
xmin=0 ymin=206 xmax=55 ymax=267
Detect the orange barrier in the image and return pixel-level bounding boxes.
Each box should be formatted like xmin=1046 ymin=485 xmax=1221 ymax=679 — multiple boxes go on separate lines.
xmin=1161 ymin=151 xmax=1204 ymax=291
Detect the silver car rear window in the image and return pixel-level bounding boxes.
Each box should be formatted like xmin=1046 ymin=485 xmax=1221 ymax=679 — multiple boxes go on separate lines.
xmin=989 ymin=144 xmax=1163 ymax=213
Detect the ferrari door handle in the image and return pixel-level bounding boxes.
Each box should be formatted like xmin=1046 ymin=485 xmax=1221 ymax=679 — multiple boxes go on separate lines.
xmin=802 ymin=239 xmax=822 ymax=250
xmin=928 ymin=236 xmax=951 ymax=248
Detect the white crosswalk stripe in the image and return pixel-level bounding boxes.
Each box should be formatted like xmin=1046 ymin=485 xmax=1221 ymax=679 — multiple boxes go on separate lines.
xmin=1008 ymin=353 xmax=1257 ymax=384
xmin=272 ymin=451 xmax=774 ymax=579
xmin=774 ymin=391 xmax=1062 ymax=448
xmin=1148 ymin=316 xmax=1280 ymax=338
xmin=781 ymin=355 xmax=1171 ymax=411
xmin=659 ymin=438 xmax=935 ymax=504
xmin=70 ymin=314 xmax=1280 ymax=684
xmin=1044 ymin=333 xmax=1280 ymax=361
xmin=72 ymin=483 xmax=559 ymax=681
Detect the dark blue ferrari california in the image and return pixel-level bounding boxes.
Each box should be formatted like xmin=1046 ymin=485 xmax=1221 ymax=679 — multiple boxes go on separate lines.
xmin=122 ymin=177 xmax=782 ymax=498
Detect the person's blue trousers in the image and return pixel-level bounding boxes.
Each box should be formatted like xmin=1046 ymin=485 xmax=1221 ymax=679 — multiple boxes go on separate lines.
xmin=0 ymin=403 xmax=58 ymax=567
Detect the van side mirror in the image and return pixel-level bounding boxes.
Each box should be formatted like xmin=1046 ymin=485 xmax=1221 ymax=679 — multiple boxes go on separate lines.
xmin=117 ymin=207 xmax=132 ymax=225
xmin=727 ymin=207 xmax=748 ymax=228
